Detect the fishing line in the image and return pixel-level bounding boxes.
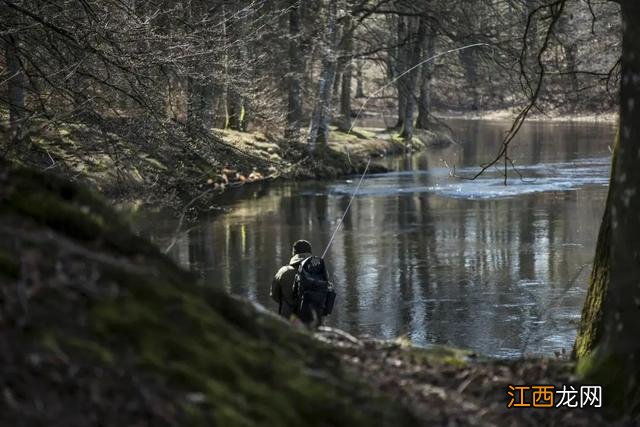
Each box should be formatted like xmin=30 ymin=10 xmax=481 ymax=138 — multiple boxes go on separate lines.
xmin=321 ymin=157 xmax=371 ymax=259
xmin=348 ymin=42 xmax=490 ymax=135
xmin=322 ymin=43 xmax=489 ymax=258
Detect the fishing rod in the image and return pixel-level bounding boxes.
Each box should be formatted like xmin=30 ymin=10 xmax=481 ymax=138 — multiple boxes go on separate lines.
xmin=321 ymin=42 xmax=489 ymax=259
xmin=321 ymin=157 xmax=371 ymax=259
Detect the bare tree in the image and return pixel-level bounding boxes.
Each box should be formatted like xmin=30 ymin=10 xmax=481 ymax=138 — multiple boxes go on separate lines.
xmin=307 ymin=0 xmax=339 ymax=152
xmin=399 ymin=16 xmax=426 ymax=145
xmin=338 ymin=12 xmax=355 ymax=132
xmin=415 ymin=27 xmax=435 ymax=129
xmin=285 ymin=0 xmax=306 ymax=143
xmin=4 ymin=33 xmax=25 ymax=142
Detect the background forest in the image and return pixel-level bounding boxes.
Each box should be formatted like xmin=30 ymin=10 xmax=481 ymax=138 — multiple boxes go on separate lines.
xmin=1 ymin=0 xmax=621 ymax=206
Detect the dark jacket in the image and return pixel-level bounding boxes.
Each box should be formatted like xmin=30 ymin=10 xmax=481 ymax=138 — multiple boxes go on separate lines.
xmin=270 ymin=252 xmax=311 ymax=318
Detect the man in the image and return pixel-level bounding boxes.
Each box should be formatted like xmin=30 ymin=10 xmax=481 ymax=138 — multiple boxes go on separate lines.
xmin=270 ymin=240 xmax=312 ymax=319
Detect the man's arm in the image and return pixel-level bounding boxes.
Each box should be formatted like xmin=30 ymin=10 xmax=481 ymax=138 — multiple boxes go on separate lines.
xmin=270 ymin=272 xmax=281 ymax=304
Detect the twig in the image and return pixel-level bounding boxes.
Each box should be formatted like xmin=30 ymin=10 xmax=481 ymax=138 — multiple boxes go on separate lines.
xmin=164 ymin=189 xmax=214 ymax=254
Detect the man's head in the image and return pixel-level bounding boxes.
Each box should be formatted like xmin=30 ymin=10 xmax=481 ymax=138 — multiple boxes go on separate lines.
xmin=292 ymin=240 xmax=312 ymax=255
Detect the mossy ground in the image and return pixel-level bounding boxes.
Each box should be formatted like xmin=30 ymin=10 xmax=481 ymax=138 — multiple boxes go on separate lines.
xmin=4 ymin=119 xmax=283 ymax=213
xmin=328 ymin=124 xmax=455 ymax=159
xmin=0 ymin=162 xmax=418 ymax=426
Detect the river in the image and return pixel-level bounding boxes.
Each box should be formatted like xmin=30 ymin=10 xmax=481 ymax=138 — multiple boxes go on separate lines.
xmin=141 ymin=119 xmax=615 ymax=358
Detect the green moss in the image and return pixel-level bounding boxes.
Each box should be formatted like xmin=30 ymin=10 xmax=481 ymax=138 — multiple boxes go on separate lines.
xmin=573 ymin=132 xmax=618 ymax=360
xmin=86 ymin=278 xmax=395 ymax=425
xmin=138 ymin=154 xmax=168 ymax=171
xmin=1 ymin=165 xmax=173 ymax=261
xmin=0 ymin=249 xmax=19 ymax=278
xmin=390 ymin=134 xmax=422 ymax=148
xmin=88 ymin=275 xmax=416 ymax=425
xmin=62 ymin=337 xmax=115 ymax=365
xmin=577 ymin=348 xmax=628 ymax=413
xmin=329 ymin=127 xmax=378 ymax=142
xmin=405 ymin=344 xmax=472 ymax=368
xmin=10 ymin=189 xmax=106 ymax=241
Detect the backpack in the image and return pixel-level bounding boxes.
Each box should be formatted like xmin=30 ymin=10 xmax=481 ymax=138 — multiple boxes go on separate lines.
xmin=292 ymin=256 xmax=336 ymax=324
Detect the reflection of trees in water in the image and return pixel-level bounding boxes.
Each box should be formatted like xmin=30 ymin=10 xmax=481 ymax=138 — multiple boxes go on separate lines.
xmin=163 ymin=121 xmax=612 ymax=355
xmin=339 ymin=195 xmax=363 ymax=335
xmin=411 ymin=193 xmax=439 ymax=343
xmin=180 ymin=184 xmax=604 ymax=354
xmin=397 ymin=193 xmax=417 ymax=336
xmin=446 ymin=120 xmax=614 ymax=169
xmin=518 ymin=198 xmax=536 ymax=280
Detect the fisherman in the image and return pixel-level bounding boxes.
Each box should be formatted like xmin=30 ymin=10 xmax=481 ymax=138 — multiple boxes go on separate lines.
xmin=270 ymin=240 xmax=312 ymax=320
xmin=270 ymin=240 xmax=335 ymax=326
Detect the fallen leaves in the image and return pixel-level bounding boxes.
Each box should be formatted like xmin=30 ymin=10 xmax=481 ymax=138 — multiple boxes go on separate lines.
xmin=314 ymin=328 xmax=610 ymax=426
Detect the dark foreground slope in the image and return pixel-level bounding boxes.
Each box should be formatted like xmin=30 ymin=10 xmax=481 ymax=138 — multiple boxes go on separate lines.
xmin=0 ymin=162 xmax=621 ymax=427
xmin=0 ymin=162 xmax=417 ymax=426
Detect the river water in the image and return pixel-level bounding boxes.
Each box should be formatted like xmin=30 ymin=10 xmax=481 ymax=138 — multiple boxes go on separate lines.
xmin=142 ymin=119 xmax=615 ymax=358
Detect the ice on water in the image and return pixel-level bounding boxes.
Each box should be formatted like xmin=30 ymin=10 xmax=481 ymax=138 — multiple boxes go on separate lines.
xmin=328 ymin=156 xmax=610 ymax=200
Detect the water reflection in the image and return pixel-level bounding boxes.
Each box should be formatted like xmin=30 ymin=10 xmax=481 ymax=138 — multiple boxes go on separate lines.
xmin=144 ymin=120 xmax=615 ymax=358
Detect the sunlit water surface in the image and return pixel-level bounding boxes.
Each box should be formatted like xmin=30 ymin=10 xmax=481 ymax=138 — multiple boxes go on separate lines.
xmin=139 ymin=119 xmax=615 ymax=358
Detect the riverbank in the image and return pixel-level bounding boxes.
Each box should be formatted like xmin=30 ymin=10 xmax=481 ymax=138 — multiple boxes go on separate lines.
xmin=6 ymin=118 xmax=454 ymax=215
xmin=7 ymin=110 xmax=610 ymax=217
xmin=0 ymin=161 xmax=613 ymax=426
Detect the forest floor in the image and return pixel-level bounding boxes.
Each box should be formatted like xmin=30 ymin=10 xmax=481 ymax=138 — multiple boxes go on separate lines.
xmin=316 ymin=328 xmax=612 ymax=426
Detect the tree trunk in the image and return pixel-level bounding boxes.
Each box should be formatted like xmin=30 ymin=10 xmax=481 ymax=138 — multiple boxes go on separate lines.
xmin=226 ymin=5 xmax=248 ymax=132
xmin=221 ymin=4 xmax=230 ymax=129
xmin=459 ymin=47 xmax=480 ymax=110
xmin=577 ymin=2 xmax=640 ymax=413
xmin=227 ymin=90 xmax=244 ymax=131
xmin=307 ymin=0 xmax=338 ymax=152
xmin=201 ymin=83 xmax=216 ymax=131
xmin=333 ymin=69 xmax=343 ymax=99
xmin=5 ymin=34 xmax=26 ymax=142
xmin=556 ymin=11 xmax=580 ymax=107
xmin=285 ymin=0 xmax=305 ymax=143
xmin=355 ymin=59 xmax=365 ymax=98
xmin=394 ymin=15 xmax=408 ymax=130
xmin=573 ymin=133 xmax=617 ymax=359
xmin=416 ymin=27 xmax=435 ymax=130
xmin=187 ymin=78 xmax=205 ymax=130
xmin=399 ymin=17 xmax=426 ymax=146
xmin=338 ymin=15 xmax=354 ymax=133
